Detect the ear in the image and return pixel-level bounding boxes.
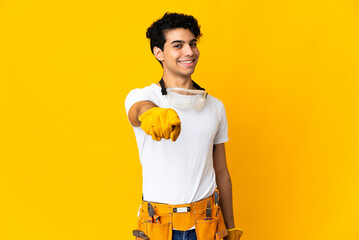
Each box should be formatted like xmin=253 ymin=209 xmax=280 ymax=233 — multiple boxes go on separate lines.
xmin=153 ymin=46 xmax=164 ymax=61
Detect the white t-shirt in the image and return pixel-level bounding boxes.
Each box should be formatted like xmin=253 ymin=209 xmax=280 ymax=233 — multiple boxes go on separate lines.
xmin=125 ymin=83 xmax=228 ymax=205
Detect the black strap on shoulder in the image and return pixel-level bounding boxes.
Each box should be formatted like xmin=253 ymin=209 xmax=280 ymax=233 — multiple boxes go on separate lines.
xmin=159 ymin=78 xmax=205 ymax=96
xmin=159 ymin=78 xmax=168 ymax=95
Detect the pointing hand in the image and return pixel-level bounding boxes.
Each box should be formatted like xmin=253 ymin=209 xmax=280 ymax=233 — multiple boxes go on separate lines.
xmin=139 ymin=107 xmax=181 ymax=141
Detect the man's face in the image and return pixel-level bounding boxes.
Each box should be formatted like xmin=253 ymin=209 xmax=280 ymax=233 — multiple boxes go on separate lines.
xmin=154 ymin=28 xmax=200 ymax=78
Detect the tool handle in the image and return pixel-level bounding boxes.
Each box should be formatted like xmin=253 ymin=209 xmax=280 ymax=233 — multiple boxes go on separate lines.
xmin=214 ymin=189 xmax=220 ymax=206
xmin=133 ymin=230 xmax=149 ymax=240
xmin=154 ymin=214 xmax=161 ymax=223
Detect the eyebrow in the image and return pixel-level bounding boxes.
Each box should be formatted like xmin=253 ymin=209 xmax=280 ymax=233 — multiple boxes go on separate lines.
xmin=170 ymin=39 xmax=197 ymax=45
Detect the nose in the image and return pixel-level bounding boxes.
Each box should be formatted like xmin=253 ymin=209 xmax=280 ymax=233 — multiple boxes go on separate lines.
xmin=183 ymin=44 xmax=194 ymax=56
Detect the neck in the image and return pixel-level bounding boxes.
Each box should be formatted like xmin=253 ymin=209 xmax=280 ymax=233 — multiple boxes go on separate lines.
xmin=160 ymin=71 xmax=194 ymax=89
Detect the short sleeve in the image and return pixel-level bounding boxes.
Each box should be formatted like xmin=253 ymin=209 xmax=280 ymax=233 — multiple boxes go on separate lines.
xmin=213 ymin=103 xmax=229 ymax=144
xmin=124 ymin=88 xmax=156 ymax=116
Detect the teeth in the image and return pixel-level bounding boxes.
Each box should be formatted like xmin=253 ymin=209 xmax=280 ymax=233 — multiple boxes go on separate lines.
xmin=179 ymin=60 xmax=194 ymax=63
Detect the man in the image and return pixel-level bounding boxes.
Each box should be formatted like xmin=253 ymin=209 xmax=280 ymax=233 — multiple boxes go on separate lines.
xmin=125 ymin=12 xmax=243 ymax=240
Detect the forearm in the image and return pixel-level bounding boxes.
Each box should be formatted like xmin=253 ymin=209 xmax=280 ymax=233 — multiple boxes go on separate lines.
xmin=216 ymin=171 xmax=235 ymax=229
xmin=128 ymin=101 xmax=158 ymax=127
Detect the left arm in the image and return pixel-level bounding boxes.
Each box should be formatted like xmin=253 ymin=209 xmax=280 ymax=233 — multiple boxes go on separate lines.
xmin=213 ymin=143 xmax=235 ymax=229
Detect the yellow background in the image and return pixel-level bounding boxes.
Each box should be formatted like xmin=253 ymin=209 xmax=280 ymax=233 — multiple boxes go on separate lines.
xmin=1 ymin=0 xmax=358 ymax=239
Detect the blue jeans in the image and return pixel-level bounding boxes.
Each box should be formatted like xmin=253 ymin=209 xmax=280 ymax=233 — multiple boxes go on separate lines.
xmin=172 ymin=229 xmax=197 ymax=240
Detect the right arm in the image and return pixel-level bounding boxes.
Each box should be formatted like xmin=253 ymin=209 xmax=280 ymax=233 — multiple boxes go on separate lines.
xmin=128 ymin=101 xmax=158 ymax=127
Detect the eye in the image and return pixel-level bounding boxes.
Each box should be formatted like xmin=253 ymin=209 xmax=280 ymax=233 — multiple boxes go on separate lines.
xmin=190 ymin=42 xmax=197 ymax=47
xmin=174 ymin=44 xmax=182 ymax=48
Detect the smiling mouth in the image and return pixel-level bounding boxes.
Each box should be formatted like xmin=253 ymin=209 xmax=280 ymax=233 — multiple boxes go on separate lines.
xmin=178 ymin=59 xmax=195 ymax=63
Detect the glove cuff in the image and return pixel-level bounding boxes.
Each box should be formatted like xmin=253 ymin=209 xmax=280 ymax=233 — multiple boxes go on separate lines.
xmin=228 ymin=228 xmax=243 ymax=232
xmin=226 ymin=228 xmax=244 ymax=240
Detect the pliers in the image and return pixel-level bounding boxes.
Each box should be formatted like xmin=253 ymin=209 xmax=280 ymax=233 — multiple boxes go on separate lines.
xmin=148 ymin=202 xmax=160 ymax=223
xmin=205 ymin=200 xmax=212 ymax=220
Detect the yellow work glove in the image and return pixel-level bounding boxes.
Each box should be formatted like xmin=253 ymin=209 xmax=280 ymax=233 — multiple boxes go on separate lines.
xmin=139 ymin=107 xmax=181 ymax=141
xmin=224 ymin=228 xmax=243 ymax=240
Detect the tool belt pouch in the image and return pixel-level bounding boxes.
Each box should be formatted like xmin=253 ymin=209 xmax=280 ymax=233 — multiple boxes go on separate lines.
xmin=195 ymin=218 xmax=218 ymax=240
xmin=134 ymin=190 xmax=227 ymax=240
xmin=216 ymin=209 xmax=228 ymax=240
xmin=136 ymin=212 xmax=171 ymax=240
xmin=194 ymin=206 xmax=227 ymax=240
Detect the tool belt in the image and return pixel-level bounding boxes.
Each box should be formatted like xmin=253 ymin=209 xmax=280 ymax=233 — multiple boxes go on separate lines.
xmin=134 ymin=189 xmax=228 ymax=240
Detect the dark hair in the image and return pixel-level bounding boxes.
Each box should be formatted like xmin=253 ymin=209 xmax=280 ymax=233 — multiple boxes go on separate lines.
xmin=146 ymin=12 xmax=203 ymax=57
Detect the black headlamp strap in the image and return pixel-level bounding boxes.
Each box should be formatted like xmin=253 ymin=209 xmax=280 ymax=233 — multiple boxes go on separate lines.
xmin=160 ymin=78 xmax=167 ymax=95
xmin=192 ymin=81 xmax=205 ymax=91
xmin=159 ymin=78 xmax=205 ymax=96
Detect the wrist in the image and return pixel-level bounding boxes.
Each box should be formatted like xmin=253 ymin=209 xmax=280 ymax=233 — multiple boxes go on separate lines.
xmin=227 ymin=224 xmax=235 ymax=229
